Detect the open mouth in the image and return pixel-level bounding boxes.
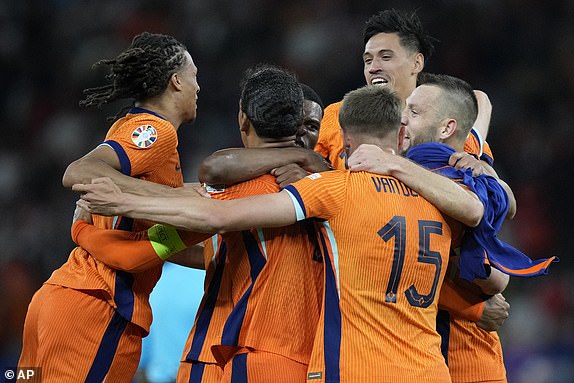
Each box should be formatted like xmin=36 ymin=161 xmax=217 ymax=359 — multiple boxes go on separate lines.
xmin=371 ymin=77 xmax=388 ymax=86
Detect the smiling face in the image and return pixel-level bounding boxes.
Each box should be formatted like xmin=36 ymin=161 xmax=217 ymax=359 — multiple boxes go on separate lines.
xmin=363 ymin=32 xmax=423 ymax=103
xmin=399 ymin=84 xmax=444 ymax=153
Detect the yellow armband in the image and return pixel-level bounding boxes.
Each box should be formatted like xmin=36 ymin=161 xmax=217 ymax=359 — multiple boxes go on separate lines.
xmin=147 ymin=224 xmax=187 ymax=260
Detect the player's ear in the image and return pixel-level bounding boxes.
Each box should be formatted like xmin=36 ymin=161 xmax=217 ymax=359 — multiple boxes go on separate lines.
xmin=239 ymin=110 xmax=251 ymax=133
xmin=341 ymin=128 xmax=353 ymax=155
xmin=170 ymin=72 xmax=183 ymax=91
xmin=439 ymin=118 xmax=457 ymax=140
xmin=412 ymin=52 xmax=424 ymax=75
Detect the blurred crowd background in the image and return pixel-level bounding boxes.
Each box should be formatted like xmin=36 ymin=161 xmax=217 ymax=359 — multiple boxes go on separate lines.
xmin=0 ymin=0 xmax=573 ymax=382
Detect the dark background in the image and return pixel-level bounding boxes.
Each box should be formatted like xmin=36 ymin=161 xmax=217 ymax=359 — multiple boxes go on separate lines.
xmin=1 ymin=1 xmax=572 ymax=382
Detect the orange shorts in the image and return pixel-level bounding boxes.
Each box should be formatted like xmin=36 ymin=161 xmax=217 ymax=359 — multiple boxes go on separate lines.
xmin=221 ymin=349 xmax=308 ymax=383
xmin=176 ymin=360 xmax=224 ymax=383
xmin=18 ymin=284 xmax=142 ymax=383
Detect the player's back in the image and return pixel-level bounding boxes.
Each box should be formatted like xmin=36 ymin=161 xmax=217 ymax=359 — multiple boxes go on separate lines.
xmin=211 ymin=175 xmax=323 ymax=364
xmin=180 ymin=175 xmax=323 ymax=368
xmin=287 ymin=170 xmax=452 ymax=382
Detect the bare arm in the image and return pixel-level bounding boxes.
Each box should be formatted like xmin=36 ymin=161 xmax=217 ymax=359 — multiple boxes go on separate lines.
xmin=449 ymin=152 xmax=516 ymax=220
xmin=198 ymin=147 xmax=331 ymax=185
xmin=348 ymin=144 xmax=484 ymax=227
xmin=74 ymin=177 xmax=297 ymax=232
xmin=473 ymin=90 xmax=492 ymax=140
xmin=63 ymin=145 xmax=172 ymax=195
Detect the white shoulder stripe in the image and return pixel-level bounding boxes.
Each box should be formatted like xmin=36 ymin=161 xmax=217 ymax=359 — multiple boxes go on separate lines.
xmin=285 ymin=189 xmax=305 ymax=221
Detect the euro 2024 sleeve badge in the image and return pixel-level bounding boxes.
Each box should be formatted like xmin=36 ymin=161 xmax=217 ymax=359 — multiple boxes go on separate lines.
xmin=131 ymin=125 xmax=158 ymax=148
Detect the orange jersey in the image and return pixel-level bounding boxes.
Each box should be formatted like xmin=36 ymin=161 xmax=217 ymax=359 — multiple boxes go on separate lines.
xmin=443 ymin=135 xmax=506 ymax=382
xmin=285 ymin=170 xmax=452 ymax=382
xmin=464 ymin=128 xmax=494 ymax=166
xmin=178 ymin=232 xmax=238 ymax=371
xmin=317 ymin=104 xmax=495 ymax=172
xmin=47 ymin=108 xmax=183 ymax=333
xmin=440 ymin=313 xmax=506 ymax=383
xmin=181 ymin=175 xmax=323 ymax=368
xmin=315 ymin=102 xmax=346 ymax=170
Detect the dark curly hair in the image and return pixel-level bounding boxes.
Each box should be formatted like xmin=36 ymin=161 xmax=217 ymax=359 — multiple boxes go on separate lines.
xmin=80 ymin=32 xmax=188 ymax=109
xmin=240 ymin=64 xmax=303 ymax=139
xmin=363 ymin=9 xmax=437 ymax=61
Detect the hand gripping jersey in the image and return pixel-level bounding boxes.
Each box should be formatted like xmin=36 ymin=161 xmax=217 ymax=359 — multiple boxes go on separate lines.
xmin=285 ymin=170 xmax=453 ymax=383
xmin=435 ymin=139 xmax=506 ymax=383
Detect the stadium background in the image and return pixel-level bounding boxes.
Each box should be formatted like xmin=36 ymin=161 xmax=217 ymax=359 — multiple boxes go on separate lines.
xmin=0 ymin=0 xmax=572 ymax=382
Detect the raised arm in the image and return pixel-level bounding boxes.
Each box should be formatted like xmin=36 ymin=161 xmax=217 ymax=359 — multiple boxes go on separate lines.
xmin=198 ymin=147 xmax=331 ymax=185
xmin=348 ymin=145 xmax=484 ymax=227
xmin=472 ymin=90 xmax=492 ymax=140
xmin=74 ymin=177 xmax=297 ymax=232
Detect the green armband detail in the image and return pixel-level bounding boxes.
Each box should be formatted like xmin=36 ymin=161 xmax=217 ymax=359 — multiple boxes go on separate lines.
xmin=147 ymin=224 xmax=187 ymax=260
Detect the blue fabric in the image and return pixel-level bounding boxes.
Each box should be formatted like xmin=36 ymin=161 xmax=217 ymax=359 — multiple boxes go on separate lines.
xmin=406 ymin=142 xmax=558 ymax=281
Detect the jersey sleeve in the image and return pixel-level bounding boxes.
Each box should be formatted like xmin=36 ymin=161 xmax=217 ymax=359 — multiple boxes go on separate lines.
xmin=438 ymin=278 xmax=485 ymax=322
xmin=103 ymin=116 xmax=178 ymax=177
xmin=464 ymin=128 xmax=494 ymax=166
xmin=315 ymin=102 xmax=347 ymax=169
xmin=71 ymin=220 xmax=210 ymax=272
xmin=283 ymin=170 xmax=348 ymax=221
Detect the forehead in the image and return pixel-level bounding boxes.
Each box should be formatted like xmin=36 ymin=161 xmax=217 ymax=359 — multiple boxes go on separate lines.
xmin=364 ymin=32 xmax=406 ymax=55
xmin=303 ymin=100 xmax=323 ymax=120
xmin=182 ymin=51 xmax=196 ymax=70
xmin=407 ymin=84 xmax=441 ymax=106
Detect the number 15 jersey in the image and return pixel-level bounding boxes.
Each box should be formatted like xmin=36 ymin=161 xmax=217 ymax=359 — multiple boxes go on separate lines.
xmin=284 ymin=170 xmax=453 ymax=383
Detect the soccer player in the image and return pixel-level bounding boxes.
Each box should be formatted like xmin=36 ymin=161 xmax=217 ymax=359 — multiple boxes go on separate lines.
xmin=197 ymin=82 xmax=330 ymax=187
xmin=17 ymin=32 xmax=205 ymax=383
xmin=348 ymin=74 xmax=557 ymax=383
xmin=75 ymin=86 xmax=494 ymax=382
xmin=311 ymin=9 xmax=513 ymax=383
xmin=73 ymin=65 xmax=325 ymax=383
xmin=317 ymin=9 xmax=494 ymax=172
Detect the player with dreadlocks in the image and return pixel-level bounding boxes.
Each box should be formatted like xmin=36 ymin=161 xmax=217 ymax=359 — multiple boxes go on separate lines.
xmin=17 ymin=32 xmax=204 ymax=383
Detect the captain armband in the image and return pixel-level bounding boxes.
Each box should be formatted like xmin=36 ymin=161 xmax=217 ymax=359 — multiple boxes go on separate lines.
xmin=147 ymin=224 xmax=187 ymax=260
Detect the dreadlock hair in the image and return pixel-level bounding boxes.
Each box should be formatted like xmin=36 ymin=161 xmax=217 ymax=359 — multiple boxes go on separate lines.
xmin=363 ymin=9 xmax=437 ymax=62
xmin=339 ymin=85 xmax=402 ymax=139
xmin=300 ymin=83 xmax=324 ymax=110
xmin=80 ymin=32 xmax=188 ymax=109
xmin=417 ymin=72 xmax=478 ymax=141
xmin=240 ymin=64 xmax=303 ymax=139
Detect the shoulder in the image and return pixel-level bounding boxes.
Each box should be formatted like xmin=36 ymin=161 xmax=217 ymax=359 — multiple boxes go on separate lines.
xmin=210 ymin=174 xmax=279 ymax=200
